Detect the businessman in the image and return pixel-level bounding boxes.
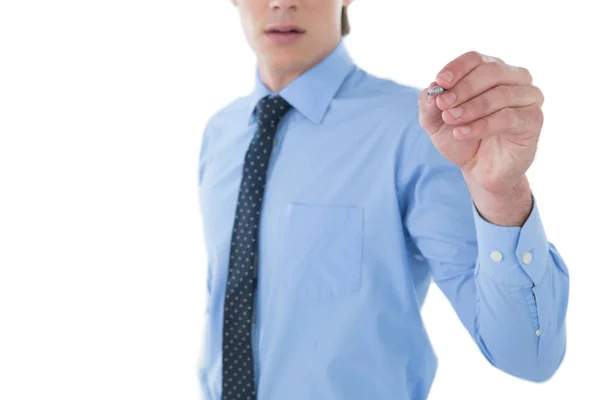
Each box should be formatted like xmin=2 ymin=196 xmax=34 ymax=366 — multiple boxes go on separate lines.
xmin=197 ymin=1 xmax=570 ymax=399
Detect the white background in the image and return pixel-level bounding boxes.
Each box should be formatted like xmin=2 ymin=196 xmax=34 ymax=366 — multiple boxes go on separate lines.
xmin=1 ymin=1 xmax=599 ymax=399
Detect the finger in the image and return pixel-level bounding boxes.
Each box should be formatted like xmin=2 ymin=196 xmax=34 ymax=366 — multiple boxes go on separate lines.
xmin=434 ymin=51 xmax=505 ymax=90
xmin=441 ymin=84 xmax=545 ymax=126
xmin=436 ymin=62 xmax=534 ymax=112
xmin=451 ymin=104 xmax=544 ymax=140
xmin=418 ymin=81 xmax=444 ymax=133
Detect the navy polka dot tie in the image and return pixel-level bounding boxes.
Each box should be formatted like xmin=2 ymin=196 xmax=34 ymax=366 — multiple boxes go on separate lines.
xmin=222 ymin=95 xmax=291 ymax=400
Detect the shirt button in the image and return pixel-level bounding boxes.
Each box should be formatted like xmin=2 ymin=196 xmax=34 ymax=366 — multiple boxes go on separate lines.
xmin=490 ymin=250 xmax=503 ymax=262
xmin=535 ymin=329 xmax=541 ymax=337
xmin=522 ymin=251 xmax=533 ymax=265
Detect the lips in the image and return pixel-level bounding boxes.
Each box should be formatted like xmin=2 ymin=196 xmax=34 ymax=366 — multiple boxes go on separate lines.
xmin=269 ymin=29 xmax=302 ymax=34
xmin=265 ymin=25 xmax=306 ymax=45
xmin=265 ymin=25 xmax=306 ymax=35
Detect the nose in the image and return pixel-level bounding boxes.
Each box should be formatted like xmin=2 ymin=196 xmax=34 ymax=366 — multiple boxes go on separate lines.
xmin=268 ymin=0 xmax=298 ymax=10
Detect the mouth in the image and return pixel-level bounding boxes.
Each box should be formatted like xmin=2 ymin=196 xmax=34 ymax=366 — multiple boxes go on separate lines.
xmin=265 ymin=25 xmax=306 ymax=37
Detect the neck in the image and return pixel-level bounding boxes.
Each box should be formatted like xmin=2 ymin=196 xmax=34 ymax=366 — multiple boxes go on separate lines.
xmin=257 ymin=64 xmax=303 ymax=93
xmin=257 ymin=39 xmax=340 ymax=93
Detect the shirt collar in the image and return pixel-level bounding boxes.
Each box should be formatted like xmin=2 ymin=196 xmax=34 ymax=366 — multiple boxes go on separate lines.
xmin=246 ymin=38 xmax=355 ymax=125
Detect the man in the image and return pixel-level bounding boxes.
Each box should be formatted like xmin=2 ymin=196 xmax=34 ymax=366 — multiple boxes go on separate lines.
xmin=197 ymin=1 xmax=570 ymax=399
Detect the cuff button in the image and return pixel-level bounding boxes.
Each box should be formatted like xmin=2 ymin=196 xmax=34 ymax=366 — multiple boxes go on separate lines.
xmin=490 ymin=250 xmax=503 ymax=262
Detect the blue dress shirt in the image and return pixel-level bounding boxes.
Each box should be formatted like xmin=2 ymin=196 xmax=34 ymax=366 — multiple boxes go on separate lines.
xmin=197 ymin=39 xmax=569 ymax=399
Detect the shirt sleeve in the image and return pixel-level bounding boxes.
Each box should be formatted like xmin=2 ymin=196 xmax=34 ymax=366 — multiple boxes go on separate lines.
xmin=397 ymin=120 xmax=570 ymax=382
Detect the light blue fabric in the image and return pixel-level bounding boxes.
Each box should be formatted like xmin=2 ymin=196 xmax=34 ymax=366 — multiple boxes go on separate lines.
xmin=197 ymin=38 xmax=569 ymax=399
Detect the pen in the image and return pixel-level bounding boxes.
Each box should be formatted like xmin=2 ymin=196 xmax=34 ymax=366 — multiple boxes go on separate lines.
xmin=426 ymin=85 xmax=445 ymax=97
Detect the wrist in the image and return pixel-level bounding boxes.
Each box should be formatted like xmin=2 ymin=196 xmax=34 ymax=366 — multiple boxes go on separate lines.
xmin=463 ymin=174 xmax=533 ymax=227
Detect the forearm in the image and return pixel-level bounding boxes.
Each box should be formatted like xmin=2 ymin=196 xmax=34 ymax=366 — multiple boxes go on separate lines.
xmin=474 ymin=249 xmax=569 ymax=382
xmin=470 ymin=195 xmax=570 ymax=382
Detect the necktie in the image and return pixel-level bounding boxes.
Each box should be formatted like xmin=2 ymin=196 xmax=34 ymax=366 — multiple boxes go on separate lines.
xmin=222 ymin=95 xmax=291 ymax=400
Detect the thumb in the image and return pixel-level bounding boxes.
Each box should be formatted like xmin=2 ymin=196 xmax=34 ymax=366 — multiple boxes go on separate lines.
xmin=417 ymin=81 xmax=444 ymax=134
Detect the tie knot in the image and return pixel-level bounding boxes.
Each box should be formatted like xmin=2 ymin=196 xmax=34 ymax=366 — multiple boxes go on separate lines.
xmin=256 ymin=95 xmax=291 ymax=125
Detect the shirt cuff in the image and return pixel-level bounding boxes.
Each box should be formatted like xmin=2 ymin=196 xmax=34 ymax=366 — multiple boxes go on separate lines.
xmin=473 ymin=193 xmax=550 ymax=287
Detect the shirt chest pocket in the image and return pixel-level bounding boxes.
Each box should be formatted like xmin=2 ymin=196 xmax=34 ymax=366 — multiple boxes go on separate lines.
xmin=279 ymin=202 xmax=363 ymax=300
